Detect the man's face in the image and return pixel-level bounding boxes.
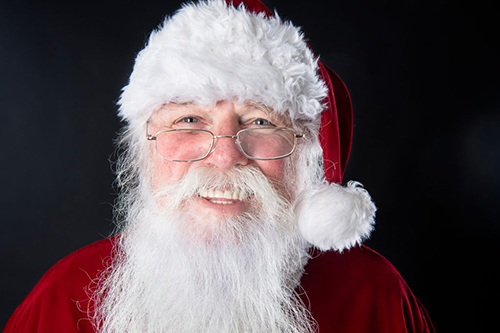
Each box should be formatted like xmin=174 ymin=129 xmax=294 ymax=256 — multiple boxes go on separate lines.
xmin=97 ymin=101 xmax=309 ymax=333
xmin=147 ymin=101 xmax=289 ymax=219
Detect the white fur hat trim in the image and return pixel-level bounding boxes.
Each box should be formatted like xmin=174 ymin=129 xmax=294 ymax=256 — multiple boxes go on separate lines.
xmin=295 ymin=181 xmax=376 ymax=252
xmin=118 ymin=0 xmax=327 ymax=128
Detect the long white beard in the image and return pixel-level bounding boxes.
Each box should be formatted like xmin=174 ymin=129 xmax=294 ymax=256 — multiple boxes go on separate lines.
xmin=91 ymin=166 xmax=314 ymax=333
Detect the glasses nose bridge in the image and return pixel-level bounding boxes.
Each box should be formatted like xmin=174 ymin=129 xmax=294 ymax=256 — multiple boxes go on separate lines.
xmin=213 ymin=134 xmax=238 ymax=140
xmin=209 ymin=133 xmax=242 ymax=155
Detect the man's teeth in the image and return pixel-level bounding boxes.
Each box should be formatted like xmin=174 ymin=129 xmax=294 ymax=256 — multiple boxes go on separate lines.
xmin=198 ymin=188 xmax=249 ymax=203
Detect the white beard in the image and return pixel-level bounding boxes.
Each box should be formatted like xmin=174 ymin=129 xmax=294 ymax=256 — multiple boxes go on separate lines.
xmin=91 ymin=166 xmax=314 ymax=333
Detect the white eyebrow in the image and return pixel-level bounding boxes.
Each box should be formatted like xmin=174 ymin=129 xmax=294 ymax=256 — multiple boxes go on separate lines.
xmin=244 ymin=101 xmax=292 ymax=127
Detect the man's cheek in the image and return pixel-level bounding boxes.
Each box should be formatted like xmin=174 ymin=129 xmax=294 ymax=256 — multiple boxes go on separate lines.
xmin=255 ymin=160 xmax=286 ymax=182
xmin=151 ymin=161 xmax=187 ymax=190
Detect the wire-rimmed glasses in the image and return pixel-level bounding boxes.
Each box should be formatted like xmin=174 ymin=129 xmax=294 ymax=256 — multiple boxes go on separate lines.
xmin=147 ymin=127 xmax=304 ymax=162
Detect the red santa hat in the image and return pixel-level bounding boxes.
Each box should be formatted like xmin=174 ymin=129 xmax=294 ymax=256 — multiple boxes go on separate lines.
xmin=118 ymin=0 xmax=376 ymax=252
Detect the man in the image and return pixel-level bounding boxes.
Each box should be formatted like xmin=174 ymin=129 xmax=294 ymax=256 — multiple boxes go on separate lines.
xmin=4 ymin=0 xmax=435 ymax=332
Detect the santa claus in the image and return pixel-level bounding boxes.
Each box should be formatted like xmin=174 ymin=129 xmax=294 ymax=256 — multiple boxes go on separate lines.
xmin=4 ymin=1 xmax=435 ymax=332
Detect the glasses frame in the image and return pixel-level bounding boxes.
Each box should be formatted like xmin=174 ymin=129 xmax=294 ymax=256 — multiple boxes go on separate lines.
xmin=147 ymin=127 xmax=304 ymax=162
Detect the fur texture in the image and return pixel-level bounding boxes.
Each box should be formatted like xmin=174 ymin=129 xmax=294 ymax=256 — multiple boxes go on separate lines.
xmin=294 ymin=181 xmax=376 ymax=251
xmin=118 ymin=0 xmax=327 ymax=132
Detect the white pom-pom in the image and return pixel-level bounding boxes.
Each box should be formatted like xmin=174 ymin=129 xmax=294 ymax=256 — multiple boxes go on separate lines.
xmin=294 ymin=181 xmax=376 ymax=252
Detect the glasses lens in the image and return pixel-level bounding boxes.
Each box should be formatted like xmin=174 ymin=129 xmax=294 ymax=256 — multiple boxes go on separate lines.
xmin=238 ymin=128 xmax=296 ymax=159
xmin=155 ymin=129 xmax=213 ymax=161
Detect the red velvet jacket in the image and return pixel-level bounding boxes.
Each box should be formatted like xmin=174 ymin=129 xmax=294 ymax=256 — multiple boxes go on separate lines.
xmin=3 ymin=239 xmax=435 ymax=332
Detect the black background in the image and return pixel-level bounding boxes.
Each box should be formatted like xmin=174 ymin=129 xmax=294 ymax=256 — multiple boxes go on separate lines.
xmin=1 ymin=0 xmax=498 ymax=331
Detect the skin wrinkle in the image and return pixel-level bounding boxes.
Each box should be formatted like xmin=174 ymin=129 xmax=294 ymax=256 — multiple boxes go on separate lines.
xmin=150 ymin=101 xmax=292 ymax=131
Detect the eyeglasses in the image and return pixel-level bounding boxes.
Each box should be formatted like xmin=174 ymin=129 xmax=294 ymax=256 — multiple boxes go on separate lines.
xmin=147 ymin=127 xmax=304 ymax=162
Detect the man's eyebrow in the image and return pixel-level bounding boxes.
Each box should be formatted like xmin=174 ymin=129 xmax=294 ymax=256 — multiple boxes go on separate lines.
xmin=151 ymin=103 xmax=189 ymax=126
xmin=178 ymin=101 xmax=195 ymax=106
xmin=244 ymin=101 xmax=292 ymax=126
xmin=245 ymin=101 xmax=273 ymax=114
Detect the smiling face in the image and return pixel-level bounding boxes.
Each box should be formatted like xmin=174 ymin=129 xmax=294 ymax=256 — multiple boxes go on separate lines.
xmin=146 ymin=100 xmax=292 ymax=219
xmin=97 ymin=104 xmax=315 ymax=333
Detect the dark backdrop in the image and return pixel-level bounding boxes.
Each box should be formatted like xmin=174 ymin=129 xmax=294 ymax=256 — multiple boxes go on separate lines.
xmin=1 ymin=0 xmax=498 ymax=331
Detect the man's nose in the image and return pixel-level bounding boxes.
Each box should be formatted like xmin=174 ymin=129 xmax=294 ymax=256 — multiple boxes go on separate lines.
xmin=203 ymin=133 xmax=249 ymax=169
xmin=201 ymin=123 xmax=248 ymax=169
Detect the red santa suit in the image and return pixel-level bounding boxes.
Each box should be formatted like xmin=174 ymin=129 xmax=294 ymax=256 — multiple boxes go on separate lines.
xmin=3 ymin=238 xmax=435 ymax=333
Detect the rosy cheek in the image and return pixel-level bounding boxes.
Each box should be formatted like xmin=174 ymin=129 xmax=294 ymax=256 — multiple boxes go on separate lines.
xmin=151 ymin=159 xmax=190 ymax=190
xmin=254 ymin=159 xmax=286 ymax=182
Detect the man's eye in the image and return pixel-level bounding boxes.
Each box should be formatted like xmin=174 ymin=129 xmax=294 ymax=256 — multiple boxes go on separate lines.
xmin=181 ymin=117 xmax=199 ymax=123
xmin=253 ymin=118 xmax=271 ymax=126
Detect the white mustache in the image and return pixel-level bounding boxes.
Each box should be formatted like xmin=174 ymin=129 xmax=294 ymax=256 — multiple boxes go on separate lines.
xmin=153 ymin=166 xmax=274 ymax=208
